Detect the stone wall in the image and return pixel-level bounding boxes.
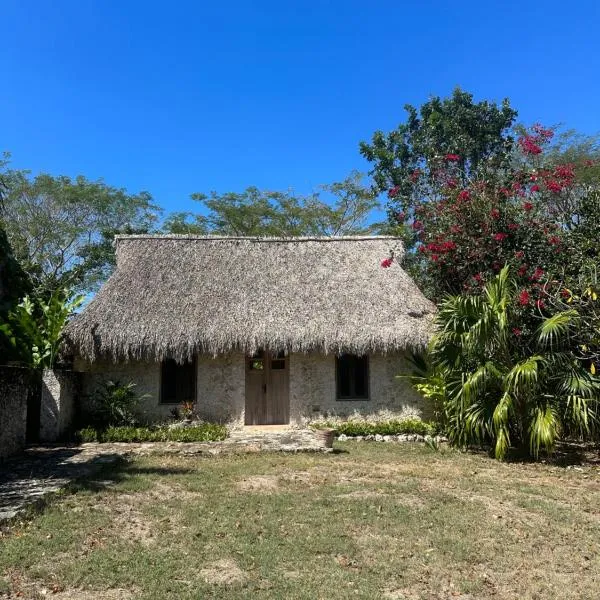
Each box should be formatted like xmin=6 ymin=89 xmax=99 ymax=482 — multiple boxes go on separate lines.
xmin=75 ymin=353 xmax=246 ymax=424
xmin=289 ymin=351 xmax=429 ymax=422
xmin=75 ymin=351 xmax=428 ymax=426
xmin=40 ymin=369 xmax=79 ymax=442
xmin=0 ymin=366 xmax=35 ymax=459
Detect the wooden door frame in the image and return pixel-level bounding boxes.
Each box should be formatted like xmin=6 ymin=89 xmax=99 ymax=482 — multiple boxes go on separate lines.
xmin=244 ymin=350 xmax=290 ymax=425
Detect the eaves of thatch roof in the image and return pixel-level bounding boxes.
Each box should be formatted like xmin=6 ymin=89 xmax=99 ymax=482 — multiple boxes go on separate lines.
xmin=65 ymin=235 xmax=436 ymax=362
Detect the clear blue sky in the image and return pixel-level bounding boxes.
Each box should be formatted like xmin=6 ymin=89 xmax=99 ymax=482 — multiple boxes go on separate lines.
xmin=3 ymin=0 xmax=599 ymax=218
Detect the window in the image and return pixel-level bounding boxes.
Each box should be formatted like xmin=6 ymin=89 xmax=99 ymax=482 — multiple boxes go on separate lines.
xmin=160 ymin=357 xmax=197 ymax=404
xmin=336 ymin=354 xmax=369 ymax=400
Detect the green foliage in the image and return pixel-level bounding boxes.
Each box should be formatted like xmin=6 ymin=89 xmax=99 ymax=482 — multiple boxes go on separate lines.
xmin=74 ymin=424 xmax=228 ymax=443
xmin=89 ymin=380 xmax=147 ymax=428
xmin=0 ymin=290 xmax=83 ymax=368
xmin=163 ymin=171 xmax=382 ymax=236
xmin=425 ymin=266 xmax=600 ymax=459
xmin=1 ymin=164 xmax=159 ymax=296
xmin=310 ymin=418 xmax=435 ymax=437
xmin=360 ymin=88 xmax=517 ymax=198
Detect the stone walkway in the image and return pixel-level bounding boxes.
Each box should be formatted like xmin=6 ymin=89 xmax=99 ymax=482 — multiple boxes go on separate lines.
xmin=0 ymin=428 xmax=328 ymax=522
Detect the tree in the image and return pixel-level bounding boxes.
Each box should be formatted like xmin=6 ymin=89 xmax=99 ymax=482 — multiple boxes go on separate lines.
xmin=360 ymin=88 xmax=518 ymax=205
xmin=1 ymin=163 xmax=160 ymax=296
xmin=163 ymin=171 xmax=381 ymax=236
xmin=427 ymin=266 xmax=600 ymax=459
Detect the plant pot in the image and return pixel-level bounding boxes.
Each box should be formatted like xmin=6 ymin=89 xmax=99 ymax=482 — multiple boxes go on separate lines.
xmin=314 ymin=428 xmax=336 ymax=448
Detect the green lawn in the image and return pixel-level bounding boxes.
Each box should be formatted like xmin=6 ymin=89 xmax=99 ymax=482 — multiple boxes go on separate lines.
xmin=1 ymin=443 xmax=599 ymax=599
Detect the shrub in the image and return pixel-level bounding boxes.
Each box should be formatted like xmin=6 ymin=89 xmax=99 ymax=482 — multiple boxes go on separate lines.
xmin=74 ymin=426 xmax=98 ymax=443
xmin=90 ymin=380 xmax=147 ymax=428
xmin=310 ymin=418 xmax=435 ymax=437
xmin=74 ymin=424 xmax=228 ymax=444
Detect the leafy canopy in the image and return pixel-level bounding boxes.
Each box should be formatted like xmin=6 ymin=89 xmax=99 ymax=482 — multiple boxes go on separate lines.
xmin=163 ymin=171 xmax=382 ymax=236
xmin=1 ymin=156 xmax=160 ymax=296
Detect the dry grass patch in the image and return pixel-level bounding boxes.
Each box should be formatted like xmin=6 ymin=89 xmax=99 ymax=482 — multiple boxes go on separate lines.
xmin=1 ymin=443 xmax=599 ymax=599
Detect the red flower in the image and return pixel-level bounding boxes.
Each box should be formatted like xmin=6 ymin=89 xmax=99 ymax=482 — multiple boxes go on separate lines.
xmin=512 ymin=328 xmax=522 ymax=336
xmin=548 ymin=235 xmax=560 ymax=245
xmin=546 ymin=180 xmax=563 ymax=193
xmin=518 ymin=136 xmax=543 ymax=155
xmin=493 ymin=232 xmax=508 ymax=242
xmin=499 ymin=187 xmax=511 ymax=197
xmin=473 ymin=273 xmax=483 ymax=283
xmin=431 ymin=254 xmax=439 ymax=262
xmin=536 ymin=299 xmax=545 ymax=310
xmin=444 ymin=154 xmax=460 ymax=161
xmin=446 ymin=178 xmax=458 ymax=189
xmin=412 ymin=220 xmax=423 ymax=230
xmin=523 ymin=201 xmax=534 ymax=212
xmin=490 ymin=208 xmax=500 ymax=219
xmin=561 ymin=288 xmax=571 ymax=299
xmin=515 ymin=250 xmax=525 ymax=259
xmin=410 ymin=169 xmax=422 ymax=183
xmin=395 ymin=211 xmax=405 ymax=223
xmin=531 ymin=184 xmax=540 ymax=192
xmin=458 ymin=190 xmax=471 ymax=201
xmin=530 ymin=267 xmax=544 ymax=282
xmin=380 ymin=257 xmax=393 ymax=268
xmin=518 ymin=290 xmax=530 ymax=306
xmin=388 ymin=186 xmax=401 ymax=198
xmin=508 ymin=223 xmax=519 ymax=231
xmin=518 ymin=264 xmax=528 ymax=277
xmin=532 ymin=123 xmax=554 ymax=141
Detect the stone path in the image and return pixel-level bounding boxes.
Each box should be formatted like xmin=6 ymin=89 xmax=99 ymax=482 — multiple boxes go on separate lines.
xmin=0 ymin=428 xmax=329 ymax=522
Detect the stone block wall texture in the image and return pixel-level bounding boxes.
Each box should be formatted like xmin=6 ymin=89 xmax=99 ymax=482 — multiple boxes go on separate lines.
xmin=40 ymin=369 xmax=79 ymax=442
xmin=75 ymin=351 xmax=428 ymax=425
xmin=0 ymin=366 xmax=33 ymax=459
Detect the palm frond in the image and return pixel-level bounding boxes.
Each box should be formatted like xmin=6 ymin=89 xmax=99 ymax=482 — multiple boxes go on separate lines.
xmin=538 ymin=310 xmax=579 ymax=349
xmin=528 ymin=405 xmax=559 ymax=458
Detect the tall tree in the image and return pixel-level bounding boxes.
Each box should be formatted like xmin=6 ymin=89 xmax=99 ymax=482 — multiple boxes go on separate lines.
xmin=1 ymin=164 xmax=160 ymax=296
xmin=163 ymin=171 xmax=381 ymax=236
xmin=360 ymin=88 xmax=518 ymax=206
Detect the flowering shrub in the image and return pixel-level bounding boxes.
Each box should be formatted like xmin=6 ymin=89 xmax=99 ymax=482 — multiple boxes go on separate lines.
xmin=381 ymin=124 xmax=598 ymax=306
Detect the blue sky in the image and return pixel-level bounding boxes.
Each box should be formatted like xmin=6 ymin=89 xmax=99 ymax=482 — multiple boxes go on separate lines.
xmin=3 ymin=1 xmax=600 ymax=218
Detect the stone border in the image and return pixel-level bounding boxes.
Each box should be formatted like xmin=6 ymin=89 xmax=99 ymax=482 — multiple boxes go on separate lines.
xmin=336 ymin=433 xmax=448 ymax=443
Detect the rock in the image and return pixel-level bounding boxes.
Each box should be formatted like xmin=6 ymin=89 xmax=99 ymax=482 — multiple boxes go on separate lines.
xmin=337 ymin=434 xmax=348 ymax=442
xmin=355 ymin=436 xmax=364 ymax=441
xmin=375 ymin=434 xmax=384 ymax=442
xmin=415 ymin=434 xmax=424 ymax=442
xmin=365 ymin=434 xmax=375 ymax=441
xmin=397 ymin=434 xmax=408 ymax=442
xmin=383 ymin=435 xmax=393 ymax=442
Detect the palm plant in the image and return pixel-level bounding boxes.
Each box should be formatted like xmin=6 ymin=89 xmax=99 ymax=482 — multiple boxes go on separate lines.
xmin=428 ymin=266 xmax=599 ymax=459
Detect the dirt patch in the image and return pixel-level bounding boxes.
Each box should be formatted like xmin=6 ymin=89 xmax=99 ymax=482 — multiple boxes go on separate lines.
xmin=236 ymin=475 xmax=280 ymax=493
xmin=51 ymin=588 xmax=135 ymax=599
xmin=199 ymin=558 xmax=248 ymax=586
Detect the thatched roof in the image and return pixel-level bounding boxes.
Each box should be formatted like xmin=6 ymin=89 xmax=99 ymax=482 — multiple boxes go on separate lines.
xmin=65 ymin=235 xmax=435 ymax=362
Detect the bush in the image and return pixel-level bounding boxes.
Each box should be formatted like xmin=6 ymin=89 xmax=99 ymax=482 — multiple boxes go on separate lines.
xmin=75 ymin=426 xmax=99 ymax=443
xmin=89 ymin=380 xmax=147 ymax=428
xmin=310 ymin=418 xmax=435 ymax=437
xmin=74 ymin=424 xmax=228 ymax=444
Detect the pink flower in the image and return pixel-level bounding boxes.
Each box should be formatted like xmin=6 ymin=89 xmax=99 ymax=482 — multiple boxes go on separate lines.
xmin=490 ymin=208 xmax=500 ymax=219
xmin=512 ymin=328 xmax=522 ymax=336
xmin=458 ymin=190 xmax=471 ymax=201
xmin=444 ymin=154 xmax=460 ymax=161
xmin=380 ymin=257 xmax=393 ymax=268
xmin=493 ymin=232 xmax=508 ymax=242
xmin=523 ymin=201 xmax=534 ymax=212
xmin=519 ymin=136 xmax=543 ymax=155
xmin=531 ymin=184 xmax=540 ymax=192
xmin=546 ymin=180 xmax=563 ymax=193
xmin=518 ymin=290 xmax=530 ymax=306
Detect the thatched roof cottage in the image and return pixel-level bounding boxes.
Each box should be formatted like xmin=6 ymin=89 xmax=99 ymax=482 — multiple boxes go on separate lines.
xmin=66 ymin=235 xmax=436 ymax=425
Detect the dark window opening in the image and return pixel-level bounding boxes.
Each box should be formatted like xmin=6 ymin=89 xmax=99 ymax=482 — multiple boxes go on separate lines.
xmin=336 ymin=354 xmax=369 ymax=400
xmin=160 ymin=357 xmax=197 ymax=404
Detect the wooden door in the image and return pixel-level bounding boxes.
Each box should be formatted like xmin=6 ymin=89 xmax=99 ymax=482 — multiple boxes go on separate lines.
xmin=245 ymin=351 xmax=289 ymax=425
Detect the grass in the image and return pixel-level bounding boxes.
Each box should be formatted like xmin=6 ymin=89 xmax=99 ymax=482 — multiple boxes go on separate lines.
xmin=1 ymin=443 xmax=600 ymax=599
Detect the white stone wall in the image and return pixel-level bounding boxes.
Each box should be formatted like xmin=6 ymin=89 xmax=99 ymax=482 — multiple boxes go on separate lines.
xmin=40 ymin=369 xmax=78 ymax=442
xmin=289 ymin=351 xmax=429 ymax=422
xmin=75 ymin=353 xmax=246 ymax=425
xmin=75 ymin=351 xmax=428 ymax=425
